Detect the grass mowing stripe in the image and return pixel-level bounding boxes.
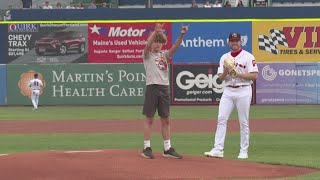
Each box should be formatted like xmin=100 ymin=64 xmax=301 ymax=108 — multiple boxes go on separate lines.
xmin=0 ymin=132 xmax=319 ymax=169
xmin=0 ymin=105 xmax=319 ymax=120
xmin=222 ymin=172 xmax=320 ymax=180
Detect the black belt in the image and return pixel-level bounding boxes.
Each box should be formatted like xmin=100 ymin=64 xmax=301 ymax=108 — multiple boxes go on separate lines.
xmin=227 ymin=85 xmax=249 ymax=88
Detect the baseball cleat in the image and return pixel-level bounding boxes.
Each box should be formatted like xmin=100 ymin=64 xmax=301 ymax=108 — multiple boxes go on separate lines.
xmin=204 ymin=149 xmax=224 ymax=158
xmin=238 ymin=152 xmax=248 ymax=159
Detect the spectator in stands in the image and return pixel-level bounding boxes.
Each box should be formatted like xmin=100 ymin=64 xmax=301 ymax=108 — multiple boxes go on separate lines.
xmin=237 ymin=0 xmax=244 ymax=7
xmin=66 ymin=1 xmax=75 ymax=9
xmin=204 ymin=0 xmax=212 ymax=8
xmin=212 ymin=0 xmax=222 ymax=7
xmin=56 ymin=2 xmax=63 ymax=9
xmin=22 ymin=0 xmax=32 ymax=8
xmin=77 ymin=2 xmax=84 ymax=9
xmin=88 ymin=1 xmax=97 ymax=9
xmin=42 ymin=1 xmax=53 ymax=9
xmin=102 ymin=2 xmax=108 ymax=8
xmin=3 ymin=10 xmax=11 ymax=21
xmin=191 ymin=0 xmax=198 ymax=8
xmin=224 ymin=1 xmax=232 ymax=7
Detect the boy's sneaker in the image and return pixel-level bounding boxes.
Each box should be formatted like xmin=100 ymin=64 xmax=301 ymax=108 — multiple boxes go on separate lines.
xmin=141 ymin=147 xmax=154 ymax=159
xmin=162 ymin=147 xmax=182 ymax=159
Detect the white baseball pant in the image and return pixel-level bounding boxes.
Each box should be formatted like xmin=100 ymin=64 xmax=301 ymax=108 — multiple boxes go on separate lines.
xmin=31 ymin=90 xmax=40 ymax=109
xmin=214 ymin=85 xmax=252 ymax=154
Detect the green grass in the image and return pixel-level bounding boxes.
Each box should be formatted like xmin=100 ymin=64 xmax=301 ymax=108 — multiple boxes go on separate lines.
xmin=0 ymin=132 xmax=319 ymax=169
xmin=271 ymin=173 xmax=320 ymax=180
xmin=0 ymin=105 xmax=319 ymax=120
xmin=221 ymin=172 xmax=320 ymax=180
xmin=0 ymin=132 xmax=320 ymax=179
xmin=1 ymin=105 xmax=319 ymax=180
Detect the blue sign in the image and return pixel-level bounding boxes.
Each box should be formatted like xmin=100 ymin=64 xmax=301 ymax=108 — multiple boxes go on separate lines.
xmin=172 ymin=22 xmax=252 ymax=63
xmin=0 ymin=65 xmax=6 ymax=105
xmin=0 ymin=25 xmax=7 ymax=64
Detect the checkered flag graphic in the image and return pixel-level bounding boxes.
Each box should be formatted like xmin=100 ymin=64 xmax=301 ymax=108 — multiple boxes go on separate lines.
xmin=258 ymin=29 xmax=288 ymax=54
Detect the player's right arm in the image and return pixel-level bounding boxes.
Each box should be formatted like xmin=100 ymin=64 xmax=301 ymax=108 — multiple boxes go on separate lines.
xmin=217 ymin=55 xmax=228 ymax=81
xmin=143 ymin=23 xmax=164 ymax=57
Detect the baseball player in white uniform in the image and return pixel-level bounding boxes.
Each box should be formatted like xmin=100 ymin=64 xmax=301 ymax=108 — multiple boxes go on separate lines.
xmin=204 ymin=32 xmax=258 ymax=159
xmin=29 ymin=73 xmax=43 ymax=110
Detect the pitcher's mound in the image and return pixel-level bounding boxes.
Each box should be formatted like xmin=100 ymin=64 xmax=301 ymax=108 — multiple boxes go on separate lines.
xmin=0 ymin=149 xmax=317 ymax=180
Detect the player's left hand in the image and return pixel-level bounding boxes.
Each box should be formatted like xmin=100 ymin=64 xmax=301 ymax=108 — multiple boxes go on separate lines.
xmin=180 ymin=23 xmax=189 ymax=34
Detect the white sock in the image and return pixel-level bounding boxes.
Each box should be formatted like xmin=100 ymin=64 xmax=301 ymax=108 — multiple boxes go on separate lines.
xmin=164 ymin=140 xmax=171 ymax=151
xmin=144 ymin=140 xmax=151 ymax=149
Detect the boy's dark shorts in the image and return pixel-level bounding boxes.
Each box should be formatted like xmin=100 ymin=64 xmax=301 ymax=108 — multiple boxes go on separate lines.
xmin=143 ymin=84 xmax=169 ymax=118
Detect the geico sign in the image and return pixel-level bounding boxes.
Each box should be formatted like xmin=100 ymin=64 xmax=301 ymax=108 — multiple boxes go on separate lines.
xmin=176 ymin=71 xmax=224 ymax=93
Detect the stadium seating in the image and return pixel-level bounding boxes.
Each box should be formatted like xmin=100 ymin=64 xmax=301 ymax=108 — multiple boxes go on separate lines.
xmin=154 ymin=0 xmax=191 ymax=4
xmin=119 ymin=0 xmax=192 ymax=6
xmin=272 ymin=0 xmax=320 ymax=2
xmin=119 ymin=0 xmax=144 ymax=5
xmin=118 ymin=0 xmax=250 ymax=7
xmin=271 ymin=0 xmax=320 ymax=7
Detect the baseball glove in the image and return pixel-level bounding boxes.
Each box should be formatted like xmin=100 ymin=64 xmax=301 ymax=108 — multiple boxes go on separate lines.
xmin=224 ymin=57 xmax=238 ymax=78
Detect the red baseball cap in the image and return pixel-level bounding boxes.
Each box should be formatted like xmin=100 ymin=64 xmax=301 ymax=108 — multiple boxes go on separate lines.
xmin=229 ymin=32 xmax=241 ymax=41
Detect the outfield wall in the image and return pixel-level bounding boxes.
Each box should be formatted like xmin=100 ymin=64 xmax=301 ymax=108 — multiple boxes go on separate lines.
xmin=257 ymin=63 xmax=320 ymax=104
xmin=0 ymin=65 xmax=6 ymax=105
xmin=0 ymin=19 xmax=319 ymax=105
xmin=6 ymin=64 xmax=146 ymax=105
xmin=2 ymin=21 xmax=320 ymax=64
xmin=3 ymin=63 xmax=319 ymax=106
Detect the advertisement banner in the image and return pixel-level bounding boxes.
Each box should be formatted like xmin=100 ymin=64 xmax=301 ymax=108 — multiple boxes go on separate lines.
xmin=172 ymin=22 xmax=252 ymax=63
xmin=0 ymin=65 xmax=6 ymax=105
xmin=7 ymin=24 xmax=88 ymax=64
xmin=171 ymin=64 xmax=224 ymax=105
xmin=318 ymin=63 xmax=320 ymax=103
xmin=88 ymin=23 xmax=172 ymax=63
xmin=6 ymin=64 xmax=147 ymax=105
xmin=256 ymin=63 xmax=319 ymax=104
xmin=296 ymin=63 xmax=319 ymax=104
xmin=252 ymin=21 xmax=320 ymax=62
xmin=0 ymin=24 xmax=7 ymax=64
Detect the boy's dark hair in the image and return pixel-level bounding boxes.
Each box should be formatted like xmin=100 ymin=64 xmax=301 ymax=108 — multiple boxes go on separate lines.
xmin=154 ymin=32 xmax=167 ymax=44
xmin=34 ymin=73 xmax=38 ymax=78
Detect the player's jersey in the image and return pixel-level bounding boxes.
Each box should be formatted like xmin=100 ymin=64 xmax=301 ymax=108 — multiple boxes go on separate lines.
xmin=217 ymin=49 xmax=258 ymax=86
xmin=29 ymin=79 xmax=43 ymax=90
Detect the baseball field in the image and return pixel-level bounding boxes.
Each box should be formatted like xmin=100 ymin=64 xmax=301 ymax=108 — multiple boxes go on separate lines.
xmin=0 ymin=105 xmax=319 ymax=180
